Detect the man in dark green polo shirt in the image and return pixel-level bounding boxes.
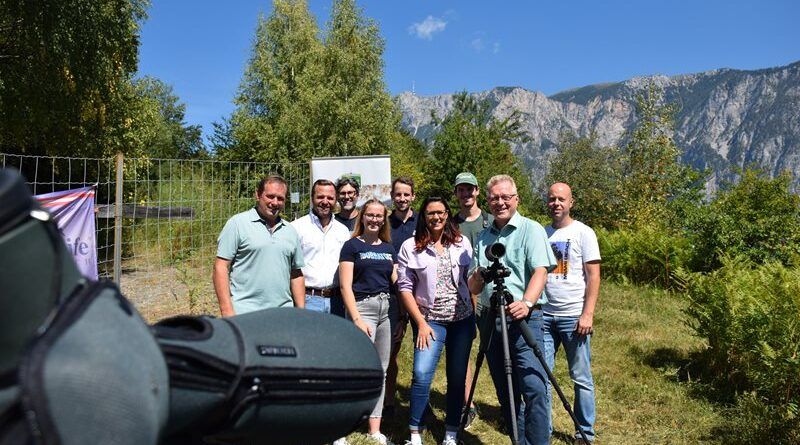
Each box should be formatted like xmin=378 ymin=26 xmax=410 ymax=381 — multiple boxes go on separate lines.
xmin=213 ymin=175 xmax=305 ymax=316
xmin=453 ymin=171 xmax=492 ymax=248
xmin=452 ymin=171 xmax=492 ymax=428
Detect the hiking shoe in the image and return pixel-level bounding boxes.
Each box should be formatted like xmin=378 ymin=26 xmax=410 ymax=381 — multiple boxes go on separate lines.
xmin=463 ymin=405 xmax=478 ymax=430
xmin=441 ymin=438 xmax=458 ymax=445
xmin=369 ymin=432 xmax=394 ymax=445
xmin=332 ymin=438 xmax=349 ymax=445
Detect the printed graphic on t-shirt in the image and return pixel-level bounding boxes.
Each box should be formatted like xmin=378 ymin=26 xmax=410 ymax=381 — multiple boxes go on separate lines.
xmin=550 ymin=240 xmax=570 ymax=279
xmin=359 ymin=251 xmax=394 ymax=261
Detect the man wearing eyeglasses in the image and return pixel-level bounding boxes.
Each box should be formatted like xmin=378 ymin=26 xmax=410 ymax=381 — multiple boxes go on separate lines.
xmin=468 ymin=174 xmax=556 ymax=445
xmin=334 ymin=177 xmax=360 ymax=233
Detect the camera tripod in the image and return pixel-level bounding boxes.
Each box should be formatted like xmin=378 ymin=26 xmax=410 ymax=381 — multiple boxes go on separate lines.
xmin=458 ymin=258 xmax=590 ymax=445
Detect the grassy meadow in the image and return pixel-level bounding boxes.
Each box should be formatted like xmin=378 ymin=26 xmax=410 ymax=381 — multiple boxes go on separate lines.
xmin=134 ymin=278 xmax=725 ymax=445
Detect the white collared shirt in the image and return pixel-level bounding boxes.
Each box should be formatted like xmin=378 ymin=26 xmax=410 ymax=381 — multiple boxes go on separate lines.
xmin=291 ymin=211 xmax=352 ymax=289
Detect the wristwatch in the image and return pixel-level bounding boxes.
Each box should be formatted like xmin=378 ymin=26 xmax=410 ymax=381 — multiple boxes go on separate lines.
xmin=523 ymin=300 xmax=534 ymax=310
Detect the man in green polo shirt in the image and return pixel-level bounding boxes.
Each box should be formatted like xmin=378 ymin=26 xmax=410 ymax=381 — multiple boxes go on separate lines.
xmin=468 ymin=174 xmax=556 ymax=445
xmin=213 ymin=175 xmax=306 ymax=316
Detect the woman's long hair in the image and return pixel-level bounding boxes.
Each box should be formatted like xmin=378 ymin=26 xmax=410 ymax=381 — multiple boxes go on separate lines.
xmin=414 ymin=197 xmax=462 ymax=252
xmin=352 ymin=198 xmax=392 ymax=243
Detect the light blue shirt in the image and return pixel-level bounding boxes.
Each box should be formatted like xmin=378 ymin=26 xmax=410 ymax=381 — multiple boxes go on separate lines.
xmin=217 ymin=208 xmax=305 ymax=313
xmin=473 ymin=211 xmax=557 ymax=310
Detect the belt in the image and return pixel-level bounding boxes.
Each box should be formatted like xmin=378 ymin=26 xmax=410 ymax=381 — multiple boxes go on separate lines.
xmin=355 ymin=292 xmax=390 ymax=302
xmin=306 ymin=287 xmax=335 ymax=297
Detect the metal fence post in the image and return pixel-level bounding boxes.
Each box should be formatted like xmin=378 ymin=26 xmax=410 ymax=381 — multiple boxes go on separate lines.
xmin=113 ymin=152 xmax=123 ymax=284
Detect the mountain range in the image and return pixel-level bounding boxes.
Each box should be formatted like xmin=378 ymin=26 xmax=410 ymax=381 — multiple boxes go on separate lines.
xmin=396 ymin=60 xmax=800 ymax=192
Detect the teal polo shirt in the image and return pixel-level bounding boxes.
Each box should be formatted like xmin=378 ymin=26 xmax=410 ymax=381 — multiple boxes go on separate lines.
xmin=217 ymin=208 xmax=305 ymax=314
xmin=473 ymin=211 xmax=557 ymax=311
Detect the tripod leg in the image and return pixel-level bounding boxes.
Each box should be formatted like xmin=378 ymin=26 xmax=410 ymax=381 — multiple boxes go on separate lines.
xmin=497 ymin=307 xmax=519 ymax=445
xmin=513 ymin=315 xmax=591 ymax=444
xmin=458 ymin=306 xmax=496 ymax=435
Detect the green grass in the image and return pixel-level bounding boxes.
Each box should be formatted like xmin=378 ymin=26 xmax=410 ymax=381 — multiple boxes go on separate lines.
xmin=135 ymin=281 xmax=724 ymax=445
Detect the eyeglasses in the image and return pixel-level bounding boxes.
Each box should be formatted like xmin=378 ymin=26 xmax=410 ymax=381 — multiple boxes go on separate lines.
xmin=488 ymin=194 xmax=517 ymax=204
xmin=338 ymin=190 xmax=357 ymax=197
xmin=364 ymin=213 xmax=384 ymax=221
xmin=425 ymin=210 xmax=447 ymax=217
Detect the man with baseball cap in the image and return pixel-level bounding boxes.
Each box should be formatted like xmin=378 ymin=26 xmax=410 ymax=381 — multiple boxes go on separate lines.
xmin=453 ymin=172 xmax=492 ymax=248
xmin=452 ymin=171 xmax=492 ymax=428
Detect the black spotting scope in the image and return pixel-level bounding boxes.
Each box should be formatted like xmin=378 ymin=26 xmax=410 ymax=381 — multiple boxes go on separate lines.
xmin=480 ymin=242 xmax=511 ymax=282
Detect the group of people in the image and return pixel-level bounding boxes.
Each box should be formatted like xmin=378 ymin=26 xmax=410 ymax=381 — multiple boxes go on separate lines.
xmin=213 ymin=172 xmax=601 ymax=445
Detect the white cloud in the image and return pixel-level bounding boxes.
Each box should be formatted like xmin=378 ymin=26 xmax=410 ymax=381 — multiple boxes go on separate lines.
xmin=408 ymin=16 xmax=447 ymax=40
xmin=493 ymin=42 xmax=501 ymax=54
xmin=471 ymin=38 xmax=485 ymax=52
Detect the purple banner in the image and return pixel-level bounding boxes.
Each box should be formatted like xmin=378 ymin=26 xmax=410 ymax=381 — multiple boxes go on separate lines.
xmin=34 ymin=186 xmax=98 ymax=280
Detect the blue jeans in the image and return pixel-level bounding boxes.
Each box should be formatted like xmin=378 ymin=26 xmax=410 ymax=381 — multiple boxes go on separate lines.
xmin=479 ymin=308 xmax=549 ymax=445
xmin=408 ymin=314 xmax=475 ymax=430
xmin=543 ymin=314 xmax=595 ymax=442
xmin=305 ymin=294 xmax=331 ymax=313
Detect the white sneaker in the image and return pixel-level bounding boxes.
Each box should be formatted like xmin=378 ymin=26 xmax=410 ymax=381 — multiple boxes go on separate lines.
xmin=332 ymin=438 xmax=349 ymax=445
xmin=441 ymin=438 xmax=458 ymax=445
xmin=369 ymin=432 xmax=394 ymax=445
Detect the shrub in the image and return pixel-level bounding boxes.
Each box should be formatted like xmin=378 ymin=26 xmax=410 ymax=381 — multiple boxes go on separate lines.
xmin=597 ymin=224 xmax=690 ymax=288
xmin=686 ymin=169 xmax=800 ymax=272
xmin=680 ymin=257 xmax=800 ymax=443
xmin=716 ymin=393 xmax=800 ymax=445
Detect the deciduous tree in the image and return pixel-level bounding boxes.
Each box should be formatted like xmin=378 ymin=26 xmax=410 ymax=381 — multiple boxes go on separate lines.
xmin=426 ymin=92 xmax=535 ymax=214
xmin=544 ymin=132 xmax=623 ymax=229
xmin=226 ymin=0 xmax=323 ymax=163
xmin=0 ymin=0 xmax=149 ymax=158
xmin=619 ymin=83 xmax=701 ymax=226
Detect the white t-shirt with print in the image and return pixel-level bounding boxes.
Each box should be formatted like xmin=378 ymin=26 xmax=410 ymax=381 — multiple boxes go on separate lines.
xmin=543 ymin=220 xmax=601 ymax=317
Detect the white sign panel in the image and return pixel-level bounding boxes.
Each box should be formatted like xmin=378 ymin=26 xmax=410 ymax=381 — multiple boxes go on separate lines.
xmin=310 ymin=155 xmax=392 ymax=206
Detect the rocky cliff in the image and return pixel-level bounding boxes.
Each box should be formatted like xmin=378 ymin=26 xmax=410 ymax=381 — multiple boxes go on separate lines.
xmin=396 ymin=61 xmax=800 ymax=191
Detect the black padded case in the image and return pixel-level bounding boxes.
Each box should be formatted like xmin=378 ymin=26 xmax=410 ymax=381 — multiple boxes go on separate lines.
xmin=154 ymin=308 xmax=384 ymax=445
xmin=3 ymin=281 xmax=170 ymax=445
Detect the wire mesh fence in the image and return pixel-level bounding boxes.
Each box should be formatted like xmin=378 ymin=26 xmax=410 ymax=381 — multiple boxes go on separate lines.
xmin=2 ymin=153 xmax=310 ymax=318
xmin=2 ymin=153 xmax=119 ymax=277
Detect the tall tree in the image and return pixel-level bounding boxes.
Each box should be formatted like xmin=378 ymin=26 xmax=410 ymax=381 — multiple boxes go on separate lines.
xmin=317 ymin=0 xmax=399 ymax=156
xmin=226 ymin=0 xmax=323 ymax=163
xmin=131 ymin=76 xmax=204 ymax=159
xmin=0 ymin=0 xmax=149 ymax=157
xmin=388 ymin=128 xmax=430 ymax=192
xmin=225 ymin=0 xmax=402 ymax=163
xmin=426 ymin=92 xmax=535 ymax=214
xmin=619 ymin=83 xmax=701 ymax=226
xmin=544 ymin=132 xmax=623 ymax=229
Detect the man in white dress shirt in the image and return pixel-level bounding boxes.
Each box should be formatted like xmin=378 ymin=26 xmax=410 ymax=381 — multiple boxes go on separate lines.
xmin=291 ymin=179 xmax=352 ymax=313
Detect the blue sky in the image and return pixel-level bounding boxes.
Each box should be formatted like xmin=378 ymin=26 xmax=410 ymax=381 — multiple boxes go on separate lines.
xmin=138 ymin=0 xmax=800 ymax=140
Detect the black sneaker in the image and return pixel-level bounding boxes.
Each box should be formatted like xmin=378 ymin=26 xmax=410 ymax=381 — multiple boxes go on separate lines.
xmin=464 ymin=406 xmax=478 ymax=430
